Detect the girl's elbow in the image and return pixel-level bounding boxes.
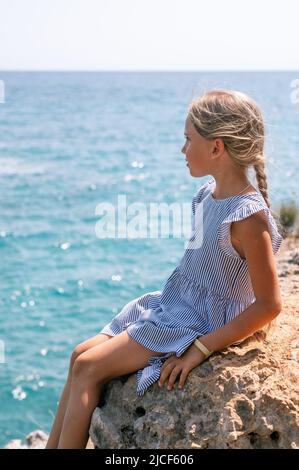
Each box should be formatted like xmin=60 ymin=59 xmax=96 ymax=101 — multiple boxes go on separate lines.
xmin=269 ymin=299 xmax=283 ymax=317
xmin=257 ymin=298 xmax=282 ymax=317
xmin=273 ymin=300 xmax=283 ymax=316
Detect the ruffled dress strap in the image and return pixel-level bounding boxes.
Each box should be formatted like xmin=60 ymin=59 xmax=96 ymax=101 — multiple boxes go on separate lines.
xmin=218 ymin=200 xmax=283 ymax=258
xmin=191 ymin=179 xmax=214 ymax=216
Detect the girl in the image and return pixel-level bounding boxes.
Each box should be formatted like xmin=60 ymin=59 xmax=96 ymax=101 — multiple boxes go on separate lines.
xmin=46 ymin=89 xmax=283 ymax=449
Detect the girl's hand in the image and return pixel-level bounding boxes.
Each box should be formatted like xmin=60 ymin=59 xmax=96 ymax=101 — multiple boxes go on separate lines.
xmin=158 ymin=344 xmax=206 ymax=391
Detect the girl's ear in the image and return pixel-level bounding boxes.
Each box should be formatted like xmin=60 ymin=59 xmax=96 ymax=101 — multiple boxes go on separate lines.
xmin=211 ymin=138 xmax=225 ymax=157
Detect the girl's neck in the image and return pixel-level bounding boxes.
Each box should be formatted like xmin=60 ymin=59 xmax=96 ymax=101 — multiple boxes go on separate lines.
xmin=210 ymin=176 xmax=255 ymax=200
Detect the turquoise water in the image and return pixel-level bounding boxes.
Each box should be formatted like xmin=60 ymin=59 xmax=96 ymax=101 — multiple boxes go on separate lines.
xmin=0 ymin=71 xmax=298 ymax=447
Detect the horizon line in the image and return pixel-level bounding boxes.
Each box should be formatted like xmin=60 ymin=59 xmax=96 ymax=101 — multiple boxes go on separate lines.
xmin=0 ymin=69 xmax=299 ymax=73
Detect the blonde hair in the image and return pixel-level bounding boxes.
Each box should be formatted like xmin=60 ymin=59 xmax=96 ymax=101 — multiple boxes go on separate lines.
xmin=188 ymin=89 xmax=282 ymax=340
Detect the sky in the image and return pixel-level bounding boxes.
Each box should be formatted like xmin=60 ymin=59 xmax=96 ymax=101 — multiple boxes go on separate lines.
xmin=0 ymin=0 xmax=298 ymax=71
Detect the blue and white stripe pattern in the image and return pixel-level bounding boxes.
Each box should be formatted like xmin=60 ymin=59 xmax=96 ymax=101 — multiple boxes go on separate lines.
xmin=100 ymin=178 xmax=283 ymax=396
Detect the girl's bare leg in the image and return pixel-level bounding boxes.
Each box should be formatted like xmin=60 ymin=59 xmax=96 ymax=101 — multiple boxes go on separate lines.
xmin=57 ymin=330 xmax=165 ymax=449
xmin=45 ymin=332 xmax=113 ymax=449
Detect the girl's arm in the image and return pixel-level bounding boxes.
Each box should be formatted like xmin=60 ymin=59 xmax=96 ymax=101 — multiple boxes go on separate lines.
xmin=198 ymin=210 xmax=282 ymax=353
xmin=159 ymin=211 xmax=282 ymax=390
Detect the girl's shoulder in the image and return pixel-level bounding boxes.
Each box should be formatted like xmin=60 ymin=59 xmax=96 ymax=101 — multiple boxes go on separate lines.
xmin=220 ymin=196 xmax=283 ymax=256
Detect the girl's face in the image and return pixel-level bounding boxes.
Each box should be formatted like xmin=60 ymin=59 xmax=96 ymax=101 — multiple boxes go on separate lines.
xmin=181 ymin=115 xmax=220 ymax=177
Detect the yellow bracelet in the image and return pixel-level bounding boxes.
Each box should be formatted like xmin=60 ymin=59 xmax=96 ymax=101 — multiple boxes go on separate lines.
xmin=193 ymin=338 xmax=213 ymax=359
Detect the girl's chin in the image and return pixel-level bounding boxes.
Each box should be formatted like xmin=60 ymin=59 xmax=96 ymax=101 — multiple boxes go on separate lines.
xmin=186 ymin=162 xmax=201 ymax=176
xmin=189 ymin=167 xmax=203 ymax=177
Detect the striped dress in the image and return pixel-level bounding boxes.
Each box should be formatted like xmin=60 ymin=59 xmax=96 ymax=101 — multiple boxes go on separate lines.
xmin=99 ymin=178 xmax=283 ymax=396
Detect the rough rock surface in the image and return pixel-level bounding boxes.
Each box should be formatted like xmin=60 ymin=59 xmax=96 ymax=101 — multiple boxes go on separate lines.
xmin=89 ymin=236 xmax=299 ymax=449
xmin=4 ymin=430 xmax=94 ymax=449
xmin=4 ymin=430 xmax=48 ymax=449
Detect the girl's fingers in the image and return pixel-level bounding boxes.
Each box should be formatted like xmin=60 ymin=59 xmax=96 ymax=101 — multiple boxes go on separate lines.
xmin=166 ymin=366 xmax=181 ymax=390
xmin=158 ymin=361 xmax=176 ymax=387
xmin=178 ymin=370 xmax=188 ymax=389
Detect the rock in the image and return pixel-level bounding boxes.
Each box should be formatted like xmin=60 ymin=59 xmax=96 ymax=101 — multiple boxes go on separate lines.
xmin=26 ymin=430 xmax=49 ymax=449
xmin=4 ymin=439 xmax=26 ymax=449
xmin=89 ymin=237 xmax=299 ymax=449
xmin=4 ymin=430 xmax=48 ymax=449
xmin=4 ymin=430 xmax=95 ymax=449
xmin=85 ymin=437 xmax=95 ymax=449
xmin=288 ymin=251 xmax=299 ymax=265
xmin=89 ymin=336 xmax=299 ymax=449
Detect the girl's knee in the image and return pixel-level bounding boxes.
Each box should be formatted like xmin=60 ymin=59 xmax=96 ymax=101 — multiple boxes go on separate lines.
xmin=71 ymin=353 xmax=105 ymax=384
xmin=70 ymin=344 xmax=85 ymax=370
xmin=69 ymin=334 xmax=112 ymax=370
